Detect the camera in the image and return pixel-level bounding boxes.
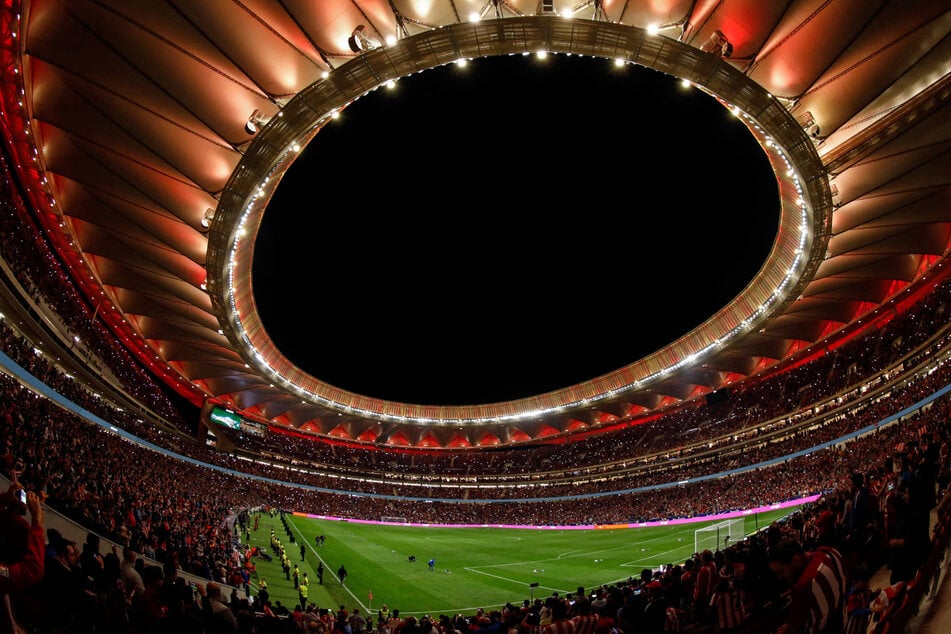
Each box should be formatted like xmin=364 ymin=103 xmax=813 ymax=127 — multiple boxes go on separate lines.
xmin=15 ymin=489 xmax=26 ymax=505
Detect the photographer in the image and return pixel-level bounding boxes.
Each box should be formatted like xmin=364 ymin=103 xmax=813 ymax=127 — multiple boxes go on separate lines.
xmin=0 ymin=478 xmax=46 ymax=632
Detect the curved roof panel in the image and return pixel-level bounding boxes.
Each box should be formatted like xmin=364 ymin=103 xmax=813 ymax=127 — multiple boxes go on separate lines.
xmin=5 ymin=0 xmax=949 ymax=447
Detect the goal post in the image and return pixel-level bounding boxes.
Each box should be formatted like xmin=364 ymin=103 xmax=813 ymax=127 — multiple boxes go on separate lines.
xmin=381 ymin=516 xmax=408 ymax=524
xmin=694 ymin=518 xmax=746 ymax=554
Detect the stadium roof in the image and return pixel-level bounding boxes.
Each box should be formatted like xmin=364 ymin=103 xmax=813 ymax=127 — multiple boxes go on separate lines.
xmin=3 ymin=1 xmax=949 ymax=448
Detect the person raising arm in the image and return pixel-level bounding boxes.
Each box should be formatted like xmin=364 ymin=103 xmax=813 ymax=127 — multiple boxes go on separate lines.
xmin=0 ymin=485 xmax=46 ymax=591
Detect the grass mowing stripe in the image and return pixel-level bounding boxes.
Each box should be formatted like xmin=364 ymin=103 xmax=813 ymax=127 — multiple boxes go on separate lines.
xmin=248 ymin=507 xmax=797 ymax=617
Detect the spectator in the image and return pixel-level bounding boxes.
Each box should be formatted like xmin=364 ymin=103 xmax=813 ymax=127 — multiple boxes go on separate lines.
xmin=937 ymin=440 xmax=951 ymax=497
xmin=885 ymin=478 xmax=931 ymax=584
xmin=692 ymin=550 xmax=717 ymax=622
xmin=197 ymin=580 xmax=238 ymax=633
xmin=398 ymin=614 xmax=422 ymax=634
xmin=79 ymin=532 xmax=106 ymax=594
xmin=138 ymin=564 xmax=170 ymax=633
xmin=594 ymin=600 xmax=616 ymax=634
xmin=44 ymin=527 xmax=66 ymax=561
xmin=589 ymin=587 xmax=607 ymax=613
xmin=568 ymin=595 xmax=600 ymax=634
xmin=615 ymin=585 xmax=647 ymax=634
xmin=387 ymin=608 xmax=403 ymax=634
xmin=335 ymin=604 xmax=352 ymax=634
xmin=37 ymin=536 xmax=95 ymax=632
xmin=540 ymin=599 xmax=570 ymax=634
xmin=678 ymin=557 xmax=695 ymax=615
xmin=120 ymin=546 xmax=146 ymax=606
xmin=0 ymin=485 xmax=45 ymax=633
xmin=766 ymin=539 xmax=848 ymax=634
xmin=718 ymin=549 xmax=747 ymax=606
xmin=350 ymin=606 xmax=367 ymax=634
xmin=419 ymin=615 xmax=439 ymax=634
xmin=159 ymin=561 xmax=185 ymax=621
xmin=642 ymin=581 xmax=669 ymax=634
xmin=178 ymin=581 xmax=206 ymax=633
xmin=808 ymin=498 xmax=837 ymax=548
xmin=843 ymin=574 xmax=873 ymax=634
xmin=708 ymin=578 xmax=745 ymax=634
xmin=843 ymin=472 xmax=879 ymax=567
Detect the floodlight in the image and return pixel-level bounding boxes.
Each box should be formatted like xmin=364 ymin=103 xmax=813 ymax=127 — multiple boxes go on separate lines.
xmin=245 ymin=109 xmax=267 ymax=135
xmin=348 ymin=25 xmax=377 ymax=53
xmin=200 ymin=207 xmax=215 ymax=230
xmin=700 ymin=30 xmax=732 ymax=58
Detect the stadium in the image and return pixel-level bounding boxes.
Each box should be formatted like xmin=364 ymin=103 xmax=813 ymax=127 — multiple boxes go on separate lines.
xmin=0 ymin=1 xmax=949 ymax=633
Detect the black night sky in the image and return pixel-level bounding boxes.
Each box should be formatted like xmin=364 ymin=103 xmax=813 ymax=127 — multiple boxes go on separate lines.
xmin=252 ymin=53 xmax=778 ymax=406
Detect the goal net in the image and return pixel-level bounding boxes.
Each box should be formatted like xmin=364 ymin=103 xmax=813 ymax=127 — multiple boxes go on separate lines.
xmin=381 ymin=516 xmax=408 ymax=524
xmin=694 ymin=518 xmax=746 ymax=553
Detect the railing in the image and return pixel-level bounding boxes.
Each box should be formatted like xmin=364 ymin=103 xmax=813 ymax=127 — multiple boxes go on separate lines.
xmin=0 ymin=474 xmax=248 ymax=600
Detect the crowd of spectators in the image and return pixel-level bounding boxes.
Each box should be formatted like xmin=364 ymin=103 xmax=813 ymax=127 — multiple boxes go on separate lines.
xmin=2 ymin=392 xmax=950 ymax=634
xmin=3 ymin=274 xmax=946 ymax=511
xmin=0 ymin=162 xmax=190 ymax=429
xmin=191 ymin=275 xmax=951 ymax=503
xmin=2 ymin=336 xmax=950 ymax=530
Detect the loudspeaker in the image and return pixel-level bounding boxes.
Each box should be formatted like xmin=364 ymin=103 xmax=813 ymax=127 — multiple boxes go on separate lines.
xmin=706 ymin=388 xmax=731 ymax=406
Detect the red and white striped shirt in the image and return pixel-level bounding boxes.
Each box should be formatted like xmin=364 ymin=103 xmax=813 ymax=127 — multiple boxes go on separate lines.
xmin=788 ymin=546 xmax=848 ymax=634
xmin=710 ymin=587 xmax=746 ymax=631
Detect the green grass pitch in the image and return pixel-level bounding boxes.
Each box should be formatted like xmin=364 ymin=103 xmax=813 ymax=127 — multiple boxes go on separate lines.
xmin=244 ymin=507 xmax=796 ymax=618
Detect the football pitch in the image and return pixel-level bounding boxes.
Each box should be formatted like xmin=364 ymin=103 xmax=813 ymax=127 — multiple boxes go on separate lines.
xmin=245 ymin=506 xmax=796 ymax=617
